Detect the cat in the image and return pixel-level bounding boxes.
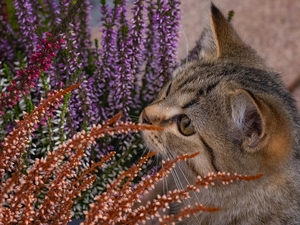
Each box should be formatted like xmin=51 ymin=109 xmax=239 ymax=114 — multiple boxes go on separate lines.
xmin=139 ymin=3 xmax=300 ymax=225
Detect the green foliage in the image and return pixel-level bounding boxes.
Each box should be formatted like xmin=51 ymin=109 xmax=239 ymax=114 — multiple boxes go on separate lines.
xmin=228 ymin=10 xmax=234 ymax=22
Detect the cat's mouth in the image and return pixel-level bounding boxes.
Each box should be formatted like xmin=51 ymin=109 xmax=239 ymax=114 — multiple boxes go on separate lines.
xmin=141 ymin=130 xmax=165 ymax=154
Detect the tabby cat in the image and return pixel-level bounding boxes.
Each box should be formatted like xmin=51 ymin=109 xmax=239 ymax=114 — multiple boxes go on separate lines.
xmin=139 ymin=4 xmax=300 ymax=225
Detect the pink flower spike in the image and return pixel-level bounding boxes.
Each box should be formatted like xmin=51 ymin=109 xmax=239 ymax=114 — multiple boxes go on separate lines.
xmin=0 ymin=33 xmax=61 ymax=113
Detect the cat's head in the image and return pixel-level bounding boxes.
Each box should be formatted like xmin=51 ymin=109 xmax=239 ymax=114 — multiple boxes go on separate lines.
xmin=140 ymin=4 xmax=294 ymax=177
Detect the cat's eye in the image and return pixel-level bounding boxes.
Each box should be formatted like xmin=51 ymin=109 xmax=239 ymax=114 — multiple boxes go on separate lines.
xmin=177 ymin=114 xmax=195 ymax=136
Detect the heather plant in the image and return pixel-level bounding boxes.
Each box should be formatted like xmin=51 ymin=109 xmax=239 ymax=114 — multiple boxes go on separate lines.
xmin=0 ymin=0 xmax=182 ymax=219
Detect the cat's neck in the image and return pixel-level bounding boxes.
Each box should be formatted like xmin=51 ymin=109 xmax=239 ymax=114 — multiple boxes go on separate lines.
xmin=167 ymin=162 xmax=300 ymax=225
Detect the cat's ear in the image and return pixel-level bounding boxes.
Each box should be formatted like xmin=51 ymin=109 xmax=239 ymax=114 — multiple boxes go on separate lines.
xmin=229 ymin=89 xmax=293 ymax=165
xmin=229 ymin=89 xmax=266 ymax=151
xmin=200 ymin=4 xmax=255 ymax=61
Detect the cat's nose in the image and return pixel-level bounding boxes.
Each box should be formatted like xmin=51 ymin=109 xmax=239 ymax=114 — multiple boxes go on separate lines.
xmin=140 ymin=105 xmax=182 ymax=125
xmin=141 ymin=110 xmax=152 ymax=125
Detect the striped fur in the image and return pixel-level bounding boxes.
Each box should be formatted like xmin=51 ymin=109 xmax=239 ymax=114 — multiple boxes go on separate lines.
xmin=140 ymin=4 xmax=300 ymax=225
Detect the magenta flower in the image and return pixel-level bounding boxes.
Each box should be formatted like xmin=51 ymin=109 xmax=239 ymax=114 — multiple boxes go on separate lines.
xmin=0 ymin=34 xmax=62 ymax=115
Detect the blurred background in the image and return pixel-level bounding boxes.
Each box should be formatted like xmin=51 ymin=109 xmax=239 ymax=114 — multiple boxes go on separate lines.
xmin=91 ymin=0 xmax=300 ymax=108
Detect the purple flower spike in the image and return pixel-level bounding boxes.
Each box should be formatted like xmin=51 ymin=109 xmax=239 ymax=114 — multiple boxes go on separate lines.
xmin=167 ymin=0 xmax=181 ymax=62
xmin=76 ymin=0 xmax=92 ymax=68
xmin=156 ymin=0 xmax=180 ymax=85
xmin=0 ymin=16 xmax=16 ymax=67
xmin=109 ymin=0 xmax=135 ymax=120
xmin=92 ymin=2 xmax=121 ymax=123
xmin=141 ymin=0 xmax=181 ymax=105
xmin=141 ymin=1 xmax=162 ymax=105
xmin=130 ymin=0 xmax=146 ymax=111
xmin=14 ymin=0 xmax=41 ymax=55
xmin=42 ymin=0 xmax=58 ymax=31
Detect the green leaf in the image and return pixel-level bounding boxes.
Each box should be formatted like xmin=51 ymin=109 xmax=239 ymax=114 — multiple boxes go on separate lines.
xmin=228 ymin=10 xmax=234 ymax=22
xmin=3 ymin=64 xmax=13 ymax=82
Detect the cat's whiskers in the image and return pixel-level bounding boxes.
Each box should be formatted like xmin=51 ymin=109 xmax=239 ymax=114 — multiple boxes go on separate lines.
xmin=164 ymin=167 xmax=169 ymax=198
xmin=137 ymin=139 xmax=147 ymax=153
xmin=180 ymin=28 xmax=189 ymax=65
xmin=139 ymin=142 xmax=158 ymax=172
xmin=176 ymin=161 xmax=202 ymax=224
xmin=163 ymin=149 xmax=195 ymax=224
xmin=166 ymin=148 xmax=201 ymax=225
xmin=170 ymin=163 xmax=200 ymax=225
xmin=112 ymin=133 xmax=130 ymax=152
xmin=128 ymin=114 xmax=140 ymax=123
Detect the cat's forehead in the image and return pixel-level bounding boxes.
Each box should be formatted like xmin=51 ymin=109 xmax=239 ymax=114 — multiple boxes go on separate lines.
xmin=171 ymin=62 xmax=220 ymax=93
xmin=172 ymin=63 xmax=203 ymax=87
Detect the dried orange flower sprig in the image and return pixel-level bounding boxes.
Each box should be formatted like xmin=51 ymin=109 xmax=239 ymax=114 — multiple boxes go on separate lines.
xmin=0 ymin=84 xmax=81 ymax=219
xmin=0 ymin=83 xmax=81 ymax=177
xmin=82 ymin=150 xmax=263 ymax=225
xmin=82 ymin=152 xmax=200 ymax=225
xmin=0 ymin=85 xmax=165 ymax=224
